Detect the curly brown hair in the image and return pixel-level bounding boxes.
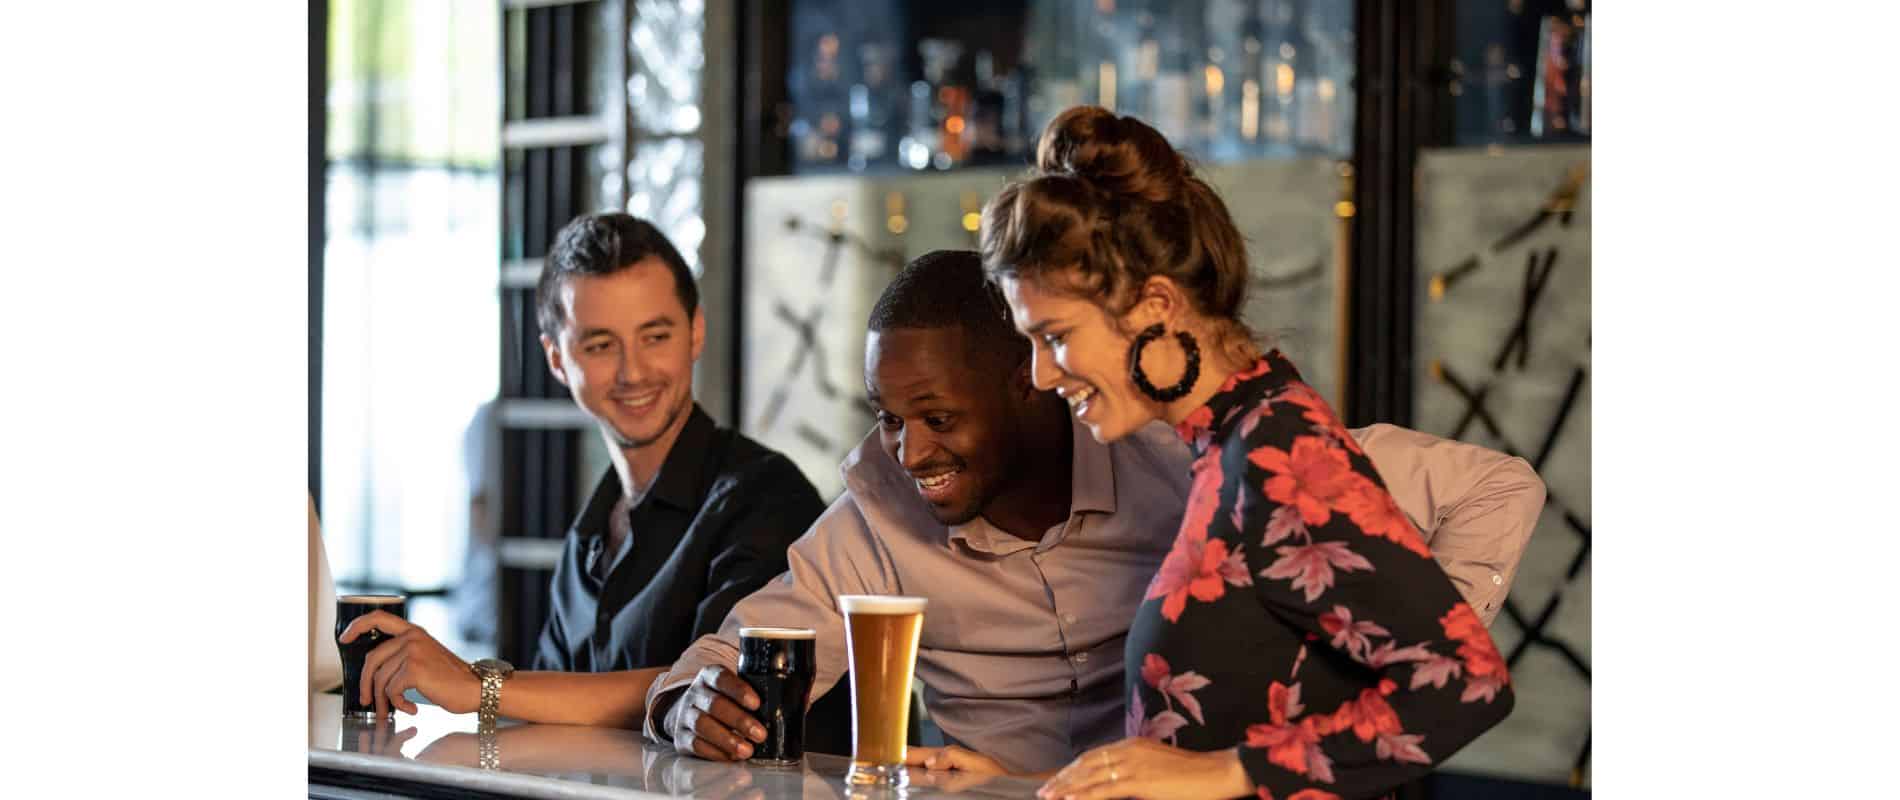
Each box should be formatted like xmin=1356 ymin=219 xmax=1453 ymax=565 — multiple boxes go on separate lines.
xmin=978 ymin=105 xmax=1258 ymax=359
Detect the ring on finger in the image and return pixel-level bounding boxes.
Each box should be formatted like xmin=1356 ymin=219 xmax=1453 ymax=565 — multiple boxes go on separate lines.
xmin=1110 ymin=766 xmax=1119 ymax=783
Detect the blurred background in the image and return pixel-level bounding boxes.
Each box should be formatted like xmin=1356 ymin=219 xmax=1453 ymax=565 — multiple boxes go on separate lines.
xmin=310 ymin=0 xmax=1589 ymax=792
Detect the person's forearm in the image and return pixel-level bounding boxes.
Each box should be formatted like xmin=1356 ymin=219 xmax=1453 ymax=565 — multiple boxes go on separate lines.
xmin=497 ymin=667 xmax=665 ymax=728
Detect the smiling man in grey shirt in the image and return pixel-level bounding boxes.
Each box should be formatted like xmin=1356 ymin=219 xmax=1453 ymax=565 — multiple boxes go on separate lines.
xmin=644 ymin=251 xmax=1542 ymax=774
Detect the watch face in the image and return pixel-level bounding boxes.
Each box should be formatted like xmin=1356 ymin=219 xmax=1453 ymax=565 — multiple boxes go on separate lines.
xmin=475 ymin=658 xmax=515 ymax=678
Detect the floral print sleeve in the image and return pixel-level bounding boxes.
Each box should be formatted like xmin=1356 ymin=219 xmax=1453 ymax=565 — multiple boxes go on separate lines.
xmin=1126 ymin=351 xmax=1514 ymax=800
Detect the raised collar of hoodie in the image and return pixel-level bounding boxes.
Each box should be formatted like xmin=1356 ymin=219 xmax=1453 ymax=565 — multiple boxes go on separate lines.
xmin=838 ymin=417 xmax=1116 ymax=557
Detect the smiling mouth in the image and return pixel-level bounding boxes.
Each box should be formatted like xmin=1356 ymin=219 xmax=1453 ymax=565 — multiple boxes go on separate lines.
xmin=1061 ymin=386 xmax=1098 ymax=417
xmin=912 ymin=468 xmax=963 ymax=502
xmin=614 ymin=390 xmax=662 ymax=413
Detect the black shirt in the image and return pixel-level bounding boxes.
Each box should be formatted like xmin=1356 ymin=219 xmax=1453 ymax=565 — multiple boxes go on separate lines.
xmin=533 ymin=404 xmax=826 ymax=672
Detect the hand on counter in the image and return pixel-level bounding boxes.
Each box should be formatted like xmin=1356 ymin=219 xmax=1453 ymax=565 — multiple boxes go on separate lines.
xmin=1037 ymin=739 xmax=1251 ymax=800
xmin=659 ymin=665 xmax=769 ymax=761
xmin=904 ymin=747 xmax=1004 ymax=793
xmin=339 ymin=610 xmax=479 ymax=717
xmin=906 ymin=744 xmax=1010 ymax=776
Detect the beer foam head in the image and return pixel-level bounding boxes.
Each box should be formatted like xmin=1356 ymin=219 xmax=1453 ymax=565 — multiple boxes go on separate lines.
xmin=338 ymin=594 xmax=405 ymax=605
xmin=836 ymin=595 xmax=928 ymax=615
xmin=739 ymin=627 xmax=817 ymax=640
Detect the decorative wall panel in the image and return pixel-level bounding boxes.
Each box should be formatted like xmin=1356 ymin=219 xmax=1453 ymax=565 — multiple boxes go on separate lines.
xmin=1416 ymin=144 xmax=1591 ymax=786
xmin=742 ymin=159 xmax=1343 ymax=500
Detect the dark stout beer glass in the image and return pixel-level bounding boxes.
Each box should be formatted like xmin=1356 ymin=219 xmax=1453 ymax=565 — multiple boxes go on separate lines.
xmin=336 ymin=594 xmax=407 ymax=720
xmin=737 ymin=627 xmax=818 ymax=765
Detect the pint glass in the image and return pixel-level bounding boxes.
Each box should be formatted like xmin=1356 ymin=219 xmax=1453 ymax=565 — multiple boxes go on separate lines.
xmin=737 ymin=627 xmax=818 ymax=765
xmin=837 ymin=595 xmax=927 ymax=788
xmin=335 ymin=594 xmax=408 ymax=721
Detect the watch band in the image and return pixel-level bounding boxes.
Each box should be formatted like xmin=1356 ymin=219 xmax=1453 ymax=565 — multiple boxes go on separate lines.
xmin=478 ymin=669 xmax=505 ymax=726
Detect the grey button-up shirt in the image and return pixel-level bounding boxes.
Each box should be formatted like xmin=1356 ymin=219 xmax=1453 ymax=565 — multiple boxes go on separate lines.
xmin=644 ymin=420 xmax=1541 ymax=772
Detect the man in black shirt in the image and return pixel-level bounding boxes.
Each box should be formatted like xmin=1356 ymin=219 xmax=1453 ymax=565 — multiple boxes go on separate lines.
xmin=341 ymin=214 xmax=824 ymax=728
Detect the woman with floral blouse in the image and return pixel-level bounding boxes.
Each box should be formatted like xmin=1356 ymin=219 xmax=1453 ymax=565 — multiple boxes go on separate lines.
xmin=977 ymin=106 xmax=1515 ymax=800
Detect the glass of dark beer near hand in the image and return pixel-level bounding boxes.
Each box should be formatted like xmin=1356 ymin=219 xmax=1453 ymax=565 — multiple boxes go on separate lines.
xmin=837 ymin=595 xmax=927 ymax=788
xmin=336 ymin=594 xmax=407 ymax=721
xmin=737 ymin=627 xmax=818 ymax=766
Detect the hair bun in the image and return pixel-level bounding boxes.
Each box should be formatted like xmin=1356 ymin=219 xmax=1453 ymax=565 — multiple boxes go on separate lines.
xmin=1034 ymin=106 xmax=1188 ymax=204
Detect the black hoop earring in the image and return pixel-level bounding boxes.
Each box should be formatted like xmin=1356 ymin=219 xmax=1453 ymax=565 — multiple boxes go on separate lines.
xmin=1128 ymin=324 xmax=1201 ymax=403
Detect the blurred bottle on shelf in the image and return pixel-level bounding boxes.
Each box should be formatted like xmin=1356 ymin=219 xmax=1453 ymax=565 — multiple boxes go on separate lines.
xmin=848 ymin=43 xmax=896 ymax=171
xmin=792 ymin=31 xmax=849 ymax=168
xmin=1530 ymin=12 xmax=1587 ymax=139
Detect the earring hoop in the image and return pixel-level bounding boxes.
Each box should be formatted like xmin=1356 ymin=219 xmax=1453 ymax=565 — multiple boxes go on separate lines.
xmin=1127 ymin=323 xmax=1200 ymax=402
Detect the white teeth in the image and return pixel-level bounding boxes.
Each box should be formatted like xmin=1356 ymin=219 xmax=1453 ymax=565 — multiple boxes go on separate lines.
xmin=619 ymin=393 xmax=659 ymax=407
xmin=916 ymin=471 xmax=958 ymax=489
xmin=1063 ymin=387 xmax=1096 ymax=408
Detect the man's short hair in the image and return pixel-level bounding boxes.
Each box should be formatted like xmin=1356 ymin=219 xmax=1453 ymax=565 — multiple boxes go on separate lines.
xmin=867 ymin=250 xmax=1031 ymax=372
xmin=537 ymin=213 xmax=698 ymax=339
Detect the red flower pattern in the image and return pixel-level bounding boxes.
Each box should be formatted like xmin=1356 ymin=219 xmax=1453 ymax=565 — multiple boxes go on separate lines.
xmin=1250 ymin=436 xmax=1361 ymax=527
xmin=1441 ymin=603 xmax=1510 ymax=683
xmin=1339 ymin=481 xmax=1433 ymax=559
xmin=1146 ymin=352 xmax=1515 ymax=799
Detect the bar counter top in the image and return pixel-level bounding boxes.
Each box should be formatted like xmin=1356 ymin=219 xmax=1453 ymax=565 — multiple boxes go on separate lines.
xmin=307 ymin=693 xmax=1044 ymax=799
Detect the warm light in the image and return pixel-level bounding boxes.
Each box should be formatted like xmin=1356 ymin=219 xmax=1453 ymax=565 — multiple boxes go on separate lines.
xmin=1334 ymin=200 xmax=1355 ymax=218
xmin=887 ymin=215 xmax=908 ymax=235
xmin=1317 ymin=78 xmax=1335 ymax=102
xmin=946 ymin=115 xmax=965 ymax=134
xmin=1240 ymin=80 xmax=1260 ymax=140
xmin=1276 ymin=64 xmax=1295 ymax=98
xmin=830 ymin=200 xmax=848 ymax=224
xmin=961 ymin=212 xmax=981 ymax=232
xmin=1204 ymin=65 xmax=1225 ymax=96
xmin=1099 ymin=62 xmax=1117 ymax=111
xmin=1430 ymin=276 xmax=1446 ymax=302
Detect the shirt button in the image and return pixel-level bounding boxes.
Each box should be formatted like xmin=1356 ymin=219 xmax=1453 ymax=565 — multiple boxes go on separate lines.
xmin=1491 ymin=574 xmax=1504 ymax=585
xmin=1073 ymin=652 xmax=1089 ymax=664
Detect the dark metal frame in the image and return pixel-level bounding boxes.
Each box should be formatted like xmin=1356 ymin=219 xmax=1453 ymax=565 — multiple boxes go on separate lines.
xmin=729 ymin=0 xmax=791 ymax=423
xmin=310 ymin=0 xmax=327 ymax=506
xmin=1343 ymin=0 xmax=1456 ymax=428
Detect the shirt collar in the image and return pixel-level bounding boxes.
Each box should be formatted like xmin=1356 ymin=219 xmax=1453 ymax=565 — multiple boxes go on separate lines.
xmin=645 ymin=403 xmax=719 ymax=512
xmin=571 ymin=402 xmax=719 ymax=542
xmin=1173 ymin=350 xmax=1300 ymax=457
xmin=1066 ymin=416 xmax=1117 ymax=516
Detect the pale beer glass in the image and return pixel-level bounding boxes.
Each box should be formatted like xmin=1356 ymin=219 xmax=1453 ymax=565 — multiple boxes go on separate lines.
xmin=837 ymin=595 xmax=927 ymax=788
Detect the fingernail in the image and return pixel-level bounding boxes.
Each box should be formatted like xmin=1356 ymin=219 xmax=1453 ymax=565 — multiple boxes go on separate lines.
xmin=751 ymin=725 xmax=766 ymax=741
xmin=738 ymin=743 xmax=753 ymax=758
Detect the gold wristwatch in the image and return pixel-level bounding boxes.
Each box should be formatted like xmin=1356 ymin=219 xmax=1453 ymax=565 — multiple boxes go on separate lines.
xmin=470 ymin=658 xmax=514 ymax=726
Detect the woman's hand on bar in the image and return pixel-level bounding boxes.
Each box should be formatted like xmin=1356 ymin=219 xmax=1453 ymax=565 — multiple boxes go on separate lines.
xmin=340 ymin=610 xmax=479 ymax=716
xmin=1038 ymin=739 xmax=1251 ymax=800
